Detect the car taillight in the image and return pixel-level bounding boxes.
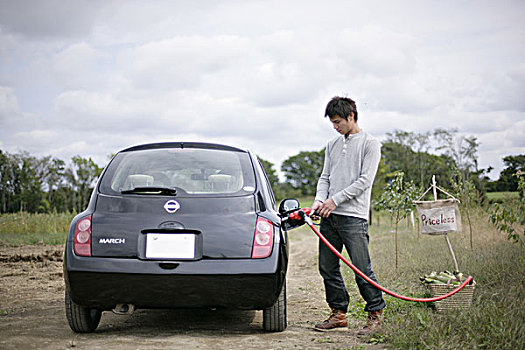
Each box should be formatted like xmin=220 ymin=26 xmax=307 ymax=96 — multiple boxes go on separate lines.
xmin=74 ymin=215 xmax=92 ymax=256
xmin=252 ymin=217 xmax=274 ymax=259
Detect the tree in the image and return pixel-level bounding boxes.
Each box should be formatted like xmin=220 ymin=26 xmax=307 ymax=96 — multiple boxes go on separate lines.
xmin=409 ymin=131 xmax=432 ymax=188
xmin=433 ymin=128 xmax=479 ymax=181
xmin=0 ymin=150 xmax=72 ymax=213
xmin=257 ymin=157 xmax=279 ymax=188
xmin=371 ymin=157 xmax=388 ymax=202
xmin=12 ymin=152 xmax=45 ymax=212
xmin=381 ymin=140 xmax=416 ymax=182
xmin=281 ymin=149 xmax=324 ymax=196
xmin=489 ymin=171 xmax=525 ymax=243
xmin=65 ymin=156 xmax=103 ymax=212
xmin=374 ymin=172 xmax=420 ymax=270
xmin=0 ymin=150 xmax=14 ymax=212
xmin=493 ymin=155 xmax=525 ymax=191
xmin=381 ymin=139 xmax=455 ymax=190
xmin=40 ymin=157 xmax=66 ymax=212
xmin=381 ymin=128 xmax=483 ymax=197
xmin=384 ymin=130 xmax=416 ymax=183
xmin=450 ymin=167 xmax=481 ymax=249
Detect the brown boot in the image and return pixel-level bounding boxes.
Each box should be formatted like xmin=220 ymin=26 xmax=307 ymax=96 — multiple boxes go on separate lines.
xmin=357 ymin=309 xmax=383 ymax=336
xmin=314 ymin=307 xmax=348 ymax=331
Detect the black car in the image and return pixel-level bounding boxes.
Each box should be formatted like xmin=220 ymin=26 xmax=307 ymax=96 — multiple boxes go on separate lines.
xmin=63 ymin=142 xmax=301 ymax=333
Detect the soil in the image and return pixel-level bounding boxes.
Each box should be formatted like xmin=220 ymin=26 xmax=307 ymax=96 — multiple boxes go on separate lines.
xmin=0 ymin=228 xmax=385 ymax=350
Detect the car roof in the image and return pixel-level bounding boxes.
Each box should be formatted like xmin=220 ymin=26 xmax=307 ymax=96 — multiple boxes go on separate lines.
xmin=121 ymin=142 xmax=248 ymax=153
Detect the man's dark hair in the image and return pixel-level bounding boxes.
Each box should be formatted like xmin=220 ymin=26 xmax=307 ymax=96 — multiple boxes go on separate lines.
xmin=325 ymin=96 xmax=358 ymax=122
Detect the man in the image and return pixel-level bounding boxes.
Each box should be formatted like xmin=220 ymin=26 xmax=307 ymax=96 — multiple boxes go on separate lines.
xmin=311 ymin=96 xmax=385 ymax=335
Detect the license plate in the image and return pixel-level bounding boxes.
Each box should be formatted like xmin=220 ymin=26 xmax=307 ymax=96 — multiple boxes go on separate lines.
xmin=146 ymin=233 xmax=195 ymax=259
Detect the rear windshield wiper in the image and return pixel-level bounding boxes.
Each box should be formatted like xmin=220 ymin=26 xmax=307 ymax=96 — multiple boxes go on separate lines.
xmin=121 ymin=187 xmax=177 ymax=196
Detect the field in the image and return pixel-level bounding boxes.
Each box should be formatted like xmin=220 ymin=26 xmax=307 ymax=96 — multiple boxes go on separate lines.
xmin=485 ymin=191 xmax=519 ymax=203
xmin=0 ymin=211 xmax=75 ymax=246
xmin=368 ymin=208 xmax=524 ymax=349
xmin=0 ymin=207 xmax=523 ymax=349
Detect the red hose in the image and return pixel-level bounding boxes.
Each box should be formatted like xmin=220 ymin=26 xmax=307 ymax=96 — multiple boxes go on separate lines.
xmin=298 ymin=210 xmax=474 ymax=303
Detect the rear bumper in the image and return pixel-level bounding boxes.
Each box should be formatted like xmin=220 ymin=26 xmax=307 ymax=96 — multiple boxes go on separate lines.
xmin=64 ymin=242 xmax=287 ymax=310
xmin=66 ymin=272 xmax=280 ymax=310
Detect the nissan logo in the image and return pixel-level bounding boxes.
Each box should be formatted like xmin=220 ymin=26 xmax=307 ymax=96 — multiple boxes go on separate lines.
xmin=164 ymin=200 xmax=180 ymax=214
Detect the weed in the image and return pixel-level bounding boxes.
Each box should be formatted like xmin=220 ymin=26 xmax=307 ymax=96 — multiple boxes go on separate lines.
xmin=0 ymin=212 xmax=75 ymax=246
xmin=362 ymin=207 xmax=524 ymax=349
xmin=317 ymin=338 xmax=337 ymax=343
xmin=368 ymin=334 xmax=386 ymax=344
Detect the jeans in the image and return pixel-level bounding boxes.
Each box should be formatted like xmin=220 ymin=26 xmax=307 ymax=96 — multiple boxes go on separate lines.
xmin=318 ymin=214 xmax=385 ymax=312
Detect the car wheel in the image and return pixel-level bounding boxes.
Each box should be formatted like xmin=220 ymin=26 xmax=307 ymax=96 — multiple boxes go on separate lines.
xmin=65 ymin=291 xmax=102 ymax=333
xmin=263 ymin=281 xmax=287 ymax=332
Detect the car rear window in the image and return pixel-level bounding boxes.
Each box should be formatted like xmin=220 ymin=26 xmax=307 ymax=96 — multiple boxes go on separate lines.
xmin=99 ymin=148 xmax=256 ymax=197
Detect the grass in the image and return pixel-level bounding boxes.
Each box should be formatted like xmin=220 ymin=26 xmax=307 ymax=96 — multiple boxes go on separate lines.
xmin=1 ymin=204 xmax=523 ymax=348
xmin=0 ymin=212 xmax=75 ymax=246
xmin=288 ymin=198 xmax=524 ymax=348
xmin=355 ymin=208 xmax=525 ymax=349
xmin=485 ymin=191 xmax=519 ymax=204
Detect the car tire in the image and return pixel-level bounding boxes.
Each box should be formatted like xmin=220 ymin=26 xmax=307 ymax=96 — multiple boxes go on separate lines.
xmin=263 ymin=281 xmax=287 ymax=332
xmin=65 ymin=291 xmax=102 ymax=333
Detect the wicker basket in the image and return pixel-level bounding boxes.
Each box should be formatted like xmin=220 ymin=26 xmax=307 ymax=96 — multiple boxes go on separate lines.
xmin=427 ymin=282 xmax=476 ymax=311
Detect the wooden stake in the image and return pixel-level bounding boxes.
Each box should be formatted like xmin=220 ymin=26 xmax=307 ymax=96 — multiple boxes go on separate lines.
xmin=432 ymin=175 xmax=459 ymax=272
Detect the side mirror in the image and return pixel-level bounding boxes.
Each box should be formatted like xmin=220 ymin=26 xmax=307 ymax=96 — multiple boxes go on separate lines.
xmin=279 ymin=198 xmax=300 ymax=216
xmin=279 ymin=198 xmax=303 ymax=231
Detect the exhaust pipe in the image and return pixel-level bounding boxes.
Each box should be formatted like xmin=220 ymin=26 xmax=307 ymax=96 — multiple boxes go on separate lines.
xmin=112 ymin=303 xmax=135 ymax=315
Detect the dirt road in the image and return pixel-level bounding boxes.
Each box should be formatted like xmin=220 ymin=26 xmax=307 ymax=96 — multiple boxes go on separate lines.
xmin=0 ymin=228 xmax=384 ymax=349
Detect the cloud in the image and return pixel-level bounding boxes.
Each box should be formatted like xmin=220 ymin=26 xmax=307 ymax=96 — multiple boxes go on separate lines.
xmin=1 ymin=0 xmax=524 ymax=181
xmin=53 ymin=90 xmax=163 ymax=132
xmin=0 ymin=0 xmax=106 ymax=39
xmin=0 ymin=86 xmax=19 ymax=115
xmin=12 ymin=129 xmax=59 ymax=147
xmin=0 ymin=87 xmax=56 ymax=156
xmin=52 ymin=42 xmax=111 ymax=89
xmin=112 ymin=31 xmax=324 ymax=107
xmin=338 ymin=26 xmax=418 ymax=78
xmin=118 ymin=35 xmax=249 ymax=91
xmin=0 ymin=86 xmax=36 ymax=130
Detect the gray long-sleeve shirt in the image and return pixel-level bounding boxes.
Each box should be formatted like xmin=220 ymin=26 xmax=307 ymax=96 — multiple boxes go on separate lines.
xmin=314 ymin=130 xmax=381 ymax=220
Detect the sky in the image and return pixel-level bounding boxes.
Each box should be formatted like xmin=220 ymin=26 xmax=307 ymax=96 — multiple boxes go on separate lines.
xmin=0 ymin=0 xmax=524 ymax=181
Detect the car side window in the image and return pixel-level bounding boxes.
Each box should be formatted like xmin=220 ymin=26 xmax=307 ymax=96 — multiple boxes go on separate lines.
xmin=257 ymin=159 xmax=277 ymax=211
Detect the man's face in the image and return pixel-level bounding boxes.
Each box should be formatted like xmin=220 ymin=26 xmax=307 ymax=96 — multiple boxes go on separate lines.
xmin=329 ymin=114 xmax=353 ymax=135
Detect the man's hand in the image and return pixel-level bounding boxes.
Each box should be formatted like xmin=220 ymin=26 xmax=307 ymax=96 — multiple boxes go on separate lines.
xmin=311 ymin=200 xmax=323 ymax=220
xmin=316 ymin=198 xmax=336 ymax=218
